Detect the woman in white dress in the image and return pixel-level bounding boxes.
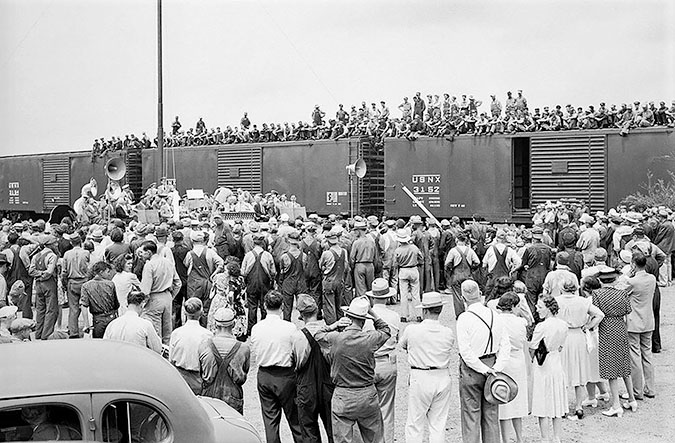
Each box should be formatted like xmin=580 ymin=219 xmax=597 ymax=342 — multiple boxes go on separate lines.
xmin=496 ymin=292 xmax=531 ymax=443
xmin=111 ymin=253 xmax=141 ymax=315
xmin=580 ymin=276 xmax=610 ymax=406
xmin=530 ymin=296 xmax=568 ymax=443
xmin=555 ymin=275 xmax=605 ymax=419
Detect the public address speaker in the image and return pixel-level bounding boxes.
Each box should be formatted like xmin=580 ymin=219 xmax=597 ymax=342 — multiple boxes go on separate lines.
xmin=346 ymin=158 xmax=367 ymax=178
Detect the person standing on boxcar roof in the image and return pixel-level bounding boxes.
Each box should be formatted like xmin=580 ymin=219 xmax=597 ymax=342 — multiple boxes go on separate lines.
xmin=172 ymin=116 xmax=181 ymax=135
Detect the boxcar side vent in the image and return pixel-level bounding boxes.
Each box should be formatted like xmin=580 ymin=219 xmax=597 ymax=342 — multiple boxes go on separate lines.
xmin=217 ymin=146 xmax=262 ymax=193
xmin=530 ymin=134 xmax=606 ymax=212
xmin=42 ymin=157 xmax=71 ymax=212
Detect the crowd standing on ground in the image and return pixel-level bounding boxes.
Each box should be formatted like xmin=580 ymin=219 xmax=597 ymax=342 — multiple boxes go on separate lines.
xmin=91 ymin=91 xmax=675 ymax=156
xmin=0 ymin=196 xmax=671 ymax=443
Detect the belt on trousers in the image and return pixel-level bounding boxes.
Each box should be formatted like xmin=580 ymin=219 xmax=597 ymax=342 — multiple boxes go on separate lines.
xmin=356 ymin=261 xmax=373 ymax=264
xmin=411 ymin=366 xmax=446 ymax=370
xmin=93 ymin=310 xmax=117 ymax=318
xmin=400 ymin=265 xmax=417 ymax=268
xmin=479 ymin=353 xmax=496 ymax=360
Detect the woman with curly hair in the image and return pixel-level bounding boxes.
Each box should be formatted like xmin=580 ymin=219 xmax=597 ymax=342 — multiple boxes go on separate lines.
xmin=207 ymin=262 xmax=247 ymax=340
xmin=592 ymin=267 xmax=636 ymax=417
xmin=530 ymin=295 xmax=568 ymax=443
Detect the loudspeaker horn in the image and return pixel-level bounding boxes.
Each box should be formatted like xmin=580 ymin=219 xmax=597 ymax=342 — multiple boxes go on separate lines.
xmin=346 ymin=158 xmax=367 ymax=178
xmin=105 ymin=157 xmax=127 ymax=181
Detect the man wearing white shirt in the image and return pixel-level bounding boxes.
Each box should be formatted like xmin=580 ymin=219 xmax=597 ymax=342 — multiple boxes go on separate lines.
xmin=104 ymin=290 xmax=162 ymax=353
xmin=250 ymin=290 xmax=302 ymax=443
xmin=364 ymin=279 xmax=400 ymax=443
xmin=169 ymin=297 xmax=213 ymax=394
xmin=543 ymin=252 xmax=579 ymax=299
xmin=401 ymin=291 xmax=455 ymax=443
xmin=456 ymin=280 xmax=510 ymax=443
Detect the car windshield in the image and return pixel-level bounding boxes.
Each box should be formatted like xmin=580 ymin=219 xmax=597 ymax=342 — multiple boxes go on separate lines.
xmin=0 ymin=404 xmax=82 ymax=441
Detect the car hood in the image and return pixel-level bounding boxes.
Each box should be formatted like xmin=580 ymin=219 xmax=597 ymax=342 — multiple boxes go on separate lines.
xmin=197 ymin=396 xmax=263 ymax=443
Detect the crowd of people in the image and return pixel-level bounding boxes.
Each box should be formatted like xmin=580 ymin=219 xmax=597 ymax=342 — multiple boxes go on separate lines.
xmin=0 ymin=198 xmax=671 ymax=443
xmin=91 ymin=91 xmax=675 ymax=156
xmin=75 ymin=175 xmax=303 ymax=228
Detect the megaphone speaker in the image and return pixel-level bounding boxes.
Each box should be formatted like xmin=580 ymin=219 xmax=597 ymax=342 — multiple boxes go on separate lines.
xmin=346 ymin=158 xmax=367 ymax=178
xmin=105 ymin=157 xmax=127 ymax=181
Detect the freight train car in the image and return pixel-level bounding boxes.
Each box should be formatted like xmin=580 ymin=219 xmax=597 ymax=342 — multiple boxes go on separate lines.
xmin=0 ymin=137 xmax=382 ymax=219
xmin=384 ymin=127 xmax=675 ymax=223
xmin=1 ymin=128 xmax=672 ymax=222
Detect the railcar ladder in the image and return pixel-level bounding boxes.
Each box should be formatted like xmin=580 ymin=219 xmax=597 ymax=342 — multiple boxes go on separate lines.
xmin=125 ymin=148 xmax=143 ymax=202
xmin=358 ymin=136 xmax=385 ymax=216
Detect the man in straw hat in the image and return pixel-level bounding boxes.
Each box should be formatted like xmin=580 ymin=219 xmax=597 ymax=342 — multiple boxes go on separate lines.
xmin=319 ymin=230 xmax=350 ymax=324
xmin=400 ymin=291 xmax=455 ymax=443
xmin=28 ymin=234 xmax=60 ymax=340
xmin=456 ymin=279 xmax=511 ymax=443
xmin=324 ymin=296 xmax=391 ymax=443
xmin=394 ymin=228 xmax=423 ymax=322
xmin=200 ymin=307 xmax=251 ymax=414
xmin=364 ymin=278 xmax=400 ymax=443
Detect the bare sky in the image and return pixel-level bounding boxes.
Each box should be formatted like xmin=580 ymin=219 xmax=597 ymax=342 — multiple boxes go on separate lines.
xmin=1 ymin=0 xmax=673 ymax=155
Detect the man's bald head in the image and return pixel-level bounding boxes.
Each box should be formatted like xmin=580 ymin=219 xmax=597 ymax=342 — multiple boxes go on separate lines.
xmin=461 ymin=280 xmax=481 ymax=304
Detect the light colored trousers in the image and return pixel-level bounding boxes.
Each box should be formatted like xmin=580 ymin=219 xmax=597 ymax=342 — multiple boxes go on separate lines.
xmin=406 ymin=369 xmax=452 ymax=443
xmin=374 ymin=356 xmax=397 ymax=443
xmin=628 ymin=331 xmax=655 ymax=396
xmin=142 ymin=290 xmax=173 ymax=345
xmin=399 ymin=267 xmax=420 ymax=320
xmin=658 ymin=261 xmax=671 ymax=286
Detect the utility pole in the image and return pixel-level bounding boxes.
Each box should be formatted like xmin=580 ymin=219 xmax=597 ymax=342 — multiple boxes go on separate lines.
xmin=156 ymin=0 xmax=164 ymax=184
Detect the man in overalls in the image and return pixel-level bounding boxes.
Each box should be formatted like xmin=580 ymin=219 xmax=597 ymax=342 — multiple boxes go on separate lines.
xmin=482 ymin=229 xmax=521 ymax=296
xmin=279 ymin=231 xmax=307 ymax=321
xmin=293 ymin=294 xmax=340 ymax=443
xmin=319 ymin=231 xmax=349 ymax=324
xmin=302 ymin=223 xmax=323 ymax=317
xmin=28 ymin=235 xmax=59 ymax=340
xmin=444 ymin=231 xmax=480 ymax=318
xmin=212 ymin=213 xmax=233 ymax=260
xmin=516 ymin=227 xmax=553 ymax=315
xmin=185 ymin=230 xmax=224 ymax=327
xmin=5 ymin=233 xmax=34 ymax=319
xmin=241 ymin=233 xmax=276 ymax=337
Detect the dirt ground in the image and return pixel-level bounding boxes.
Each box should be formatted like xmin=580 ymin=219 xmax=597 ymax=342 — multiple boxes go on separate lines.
xmin=242 ymin=288 xmax=675 ymax=443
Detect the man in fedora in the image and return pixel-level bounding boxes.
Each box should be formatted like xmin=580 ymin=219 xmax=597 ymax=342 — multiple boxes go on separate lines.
xmin=350 ymin=220 xmax=376 ymax=298
xmin=364 ymin=278 xmax=400 ymax=443
xmin=457 ymin=280 xmax=510 ymax=443
xmin=325 ymin=296 xmax=391 ymax=443
xmin=400 ymin=291 xmax=455 ymax=443
xmin=394 ymin=228 xmax=423 ymax=322
xmin=319 ymin=230 xmax=350 ymax=324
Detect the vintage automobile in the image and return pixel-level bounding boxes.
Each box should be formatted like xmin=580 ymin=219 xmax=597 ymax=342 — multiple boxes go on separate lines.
xmin=0 ymin=340 xmax=263 ymax=442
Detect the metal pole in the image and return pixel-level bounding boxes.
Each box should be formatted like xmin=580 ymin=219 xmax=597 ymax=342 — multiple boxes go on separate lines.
xmin=349 ymin=175 xmax=354 ymax=217
xmin=156 ymin=0 xmax=164 ymax=184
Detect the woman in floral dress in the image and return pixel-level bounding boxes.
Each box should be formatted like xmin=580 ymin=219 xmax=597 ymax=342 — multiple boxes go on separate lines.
xmin=207 ymin=262 xmax=247 ymax=340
